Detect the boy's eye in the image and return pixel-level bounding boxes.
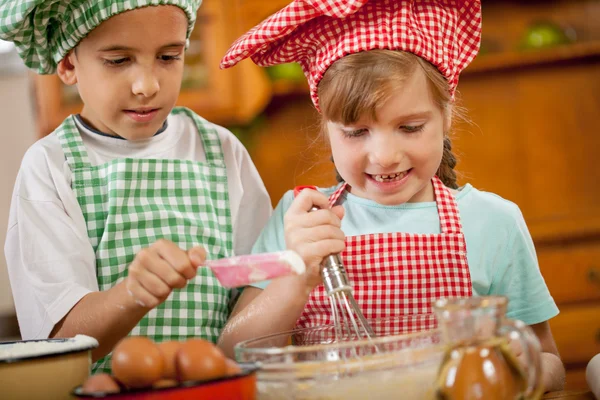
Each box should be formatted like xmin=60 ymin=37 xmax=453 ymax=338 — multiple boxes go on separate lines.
xmin=401 ymin=124 xmax=425 ymax=133
xmin=104 ymin=58 xmax=129 ymax=66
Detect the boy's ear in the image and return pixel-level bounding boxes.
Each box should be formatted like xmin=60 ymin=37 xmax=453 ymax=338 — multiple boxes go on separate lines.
xmin=57 ymin=51 xmax=77 ymax=85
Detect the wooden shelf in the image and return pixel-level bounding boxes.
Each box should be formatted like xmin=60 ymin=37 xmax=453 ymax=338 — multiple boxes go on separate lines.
xmin=271 ymin=80 xmax=309 ymax=97
xmin=464 ymin=40 xmax=600 ymax=75
xmin=266 ymin=41 xmax=600 ymax=98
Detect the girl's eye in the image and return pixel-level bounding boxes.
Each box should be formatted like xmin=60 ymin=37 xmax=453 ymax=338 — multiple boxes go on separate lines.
xmin=401 ymin=124 xmax=425 ymax=133
xmin=159 ymin=54 xmax=182 ymax=62
xmin=103 ymin=58 xmax=129 ymax=66
xmin=343 ymin=128 xmax=367 ymax=138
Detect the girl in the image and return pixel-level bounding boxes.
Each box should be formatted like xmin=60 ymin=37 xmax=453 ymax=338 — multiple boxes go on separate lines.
xmin=1 ymin=0 xmax=271 ymax=373
xmin=219 ymin=0 xmax=565 ymax=392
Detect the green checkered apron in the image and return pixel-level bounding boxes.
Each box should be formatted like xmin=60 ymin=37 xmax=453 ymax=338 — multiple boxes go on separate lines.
xmin=56 ymin=107 xmax=232 ymax=374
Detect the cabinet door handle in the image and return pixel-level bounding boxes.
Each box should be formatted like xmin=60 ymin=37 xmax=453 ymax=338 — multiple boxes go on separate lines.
xmin=588 ymin=268 xmax=600 ymax=285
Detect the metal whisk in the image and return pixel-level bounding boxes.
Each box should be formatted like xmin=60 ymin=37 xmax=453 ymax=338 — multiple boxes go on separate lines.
xmin=295 ymin=186 xmax=376 ymax=345
xmin=321 ymin=252 xmax=376 ymax=343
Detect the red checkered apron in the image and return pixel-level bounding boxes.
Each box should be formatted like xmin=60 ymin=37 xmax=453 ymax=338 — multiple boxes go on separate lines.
xmin=296 ymin=176 xmax=472 ymax=337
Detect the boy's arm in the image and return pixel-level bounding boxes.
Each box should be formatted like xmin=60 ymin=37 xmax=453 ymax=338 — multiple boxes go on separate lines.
xmin=5 ymin=140 xmax=103 ymax=341
xmin=51 ymin=241 xmax=205 ymax=362
xmin=7 ymin=139 xmax=200 ymax=361
xmin=50 ymin=281 xmax=147 ymax=362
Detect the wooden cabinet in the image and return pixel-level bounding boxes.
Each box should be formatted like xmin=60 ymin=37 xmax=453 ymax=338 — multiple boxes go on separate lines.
xmin=454 ymin=46 xmax=600 ymax=242
xmin=234 ymin=0 xmax=292 ymax=32
xmin=537 ymin=243 xmax=600 ymax=305
xmin=32 ymin=0 xmax=271 ymax=137
xmin=452 ymin=3 xmax=600 ymax=387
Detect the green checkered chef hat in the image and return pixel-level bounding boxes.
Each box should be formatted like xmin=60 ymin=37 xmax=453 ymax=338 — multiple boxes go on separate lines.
xmin=0 ymin=0 xmax=202 ymax=74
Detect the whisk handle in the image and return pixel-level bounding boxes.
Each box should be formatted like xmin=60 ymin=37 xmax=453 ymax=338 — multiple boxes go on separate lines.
xmin=293 ymin=185 xmax=318 ymax=197
xmin=321 ymin=254 xmax=352 ymax=293
xmin=293 ymin=186 xmax=351 ymax=294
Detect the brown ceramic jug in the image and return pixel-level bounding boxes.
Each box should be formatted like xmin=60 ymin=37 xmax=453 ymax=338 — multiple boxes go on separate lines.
xmin=433 ymin=296 xmax=543 ymax=400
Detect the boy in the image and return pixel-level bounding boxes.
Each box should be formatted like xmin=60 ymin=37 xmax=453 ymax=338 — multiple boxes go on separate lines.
xmin=1 ymin=0 xmax=271 ymax=373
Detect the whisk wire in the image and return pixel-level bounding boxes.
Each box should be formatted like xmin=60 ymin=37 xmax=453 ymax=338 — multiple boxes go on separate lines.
xmin=341 ymin=293 xmax=363 ymax=340
xmin=347 ymin=294 xmax=377 ymax=338
xmin=321 ymin=253 xmax=378 ymax=357
xmin=330 ymin=293 xmax=343 ymax=343
xmin=300 ymin=201 xmax=377 ymax=356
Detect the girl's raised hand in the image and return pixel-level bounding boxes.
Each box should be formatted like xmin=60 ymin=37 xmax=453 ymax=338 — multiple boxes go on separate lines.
xmin=125 ymin=239 xmax=206 ymax=309
xmin=284 ymin=188 xmax=345 ymax=290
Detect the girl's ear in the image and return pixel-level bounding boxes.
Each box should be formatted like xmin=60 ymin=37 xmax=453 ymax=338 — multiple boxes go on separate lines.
xmin=444 ymin=104 xmax=453 ymax=132
xmin=57 ymin=51 xmax=77 ymax=86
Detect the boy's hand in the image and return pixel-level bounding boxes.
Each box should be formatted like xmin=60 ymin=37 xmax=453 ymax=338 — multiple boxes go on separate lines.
xmin=284 ymin=189 xmax=345 ymax=290
xmin=126 ymin=239 xmax=206 ymax=309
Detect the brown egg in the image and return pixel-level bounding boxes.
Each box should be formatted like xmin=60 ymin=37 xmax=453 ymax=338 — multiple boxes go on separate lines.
xmin=158 ymin=341 xmax=182 ymax=380
xmin=176 ymin=339 xmax=227 ymax=382
xmin=225 ymin=358 xmax=242 ymax=375
xmin=81 ymin=373 xmax=120 ymax=394
xmin=112 ymin=336 xmax=164 ymax=388
xmin=153 ymin=379 xmax=179 ymax=389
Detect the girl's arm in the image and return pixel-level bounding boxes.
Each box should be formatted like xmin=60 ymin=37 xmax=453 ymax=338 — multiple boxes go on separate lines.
xmin=531 ymin=321 xmax=566 ymax=392
xmin=219 ymin=189 xmax=346 ymax=357
xmin=218 ymin=280 xmax=311 ymax=358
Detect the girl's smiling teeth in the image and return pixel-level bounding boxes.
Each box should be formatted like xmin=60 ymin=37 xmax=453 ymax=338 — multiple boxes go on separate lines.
xmin=370 ymin=170 xmax=410 ymax=182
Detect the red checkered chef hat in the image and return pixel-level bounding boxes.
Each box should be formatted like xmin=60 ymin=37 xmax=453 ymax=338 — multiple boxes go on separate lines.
xmin=221 ymin=0 xmax=482 ymax=112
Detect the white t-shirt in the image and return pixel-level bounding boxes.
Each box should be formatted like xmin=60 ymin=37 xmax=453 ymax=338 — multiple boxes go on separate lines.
xmin=5 ymin=112 xmax=272 ymax=340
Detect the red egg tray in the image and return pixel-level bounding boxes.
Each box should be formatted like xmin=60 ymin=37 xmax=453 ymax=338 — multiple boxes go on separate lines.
xmin=72 ymin=364 xmax=257 ymax=399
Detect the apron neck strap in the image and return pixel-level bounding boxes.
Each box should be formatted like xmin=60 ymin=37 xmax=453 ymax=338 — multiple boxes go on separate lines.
xmin=431 ymin=175 xmax=463 ymax=234
xmin=171 ymin=107 xmax=226 ymax=167
xmin=328 ymin=182 xmax=348 ymax=208
xmin=56 ymin=115 xmax=92 ymax=170
xmin=57 ymin=108 xmax=227 ymax=171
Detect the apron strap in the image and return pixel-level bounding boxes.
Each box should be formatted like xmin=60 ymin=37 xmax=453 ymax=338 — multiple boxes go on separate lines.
xmin=171 ymin=107 xmax=226 ymax=167
xmin=327 ymin=176 xmax=464 ymax=234
xmin=56 ymin=115 xmax=93 ymax=170
xmin=58 ymin=108 xmax=226 ymax=169
xmin=328 ymin=182 xmax=348 ymax=207
xmin=431 ymin=175 xmax=463 ymax=234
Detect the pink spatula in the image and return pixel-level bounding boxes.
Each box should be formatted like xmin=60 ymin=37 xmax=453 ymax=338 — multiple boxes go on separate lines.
xmin=206 ymin=250 xmax=306 ymax=288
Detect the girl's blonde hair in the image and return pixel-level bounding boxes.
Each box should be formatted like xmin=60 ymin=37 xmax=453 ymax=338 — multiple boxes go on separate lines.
xmin=317 ymin=50 xmax=461 ymax=189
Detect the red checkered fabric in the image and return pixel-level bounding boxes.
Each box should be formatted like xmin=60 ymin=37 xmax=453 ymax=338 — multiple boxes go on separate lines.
xmin=220 ymin=0 xmax=481 ymax=110
xmin=296 ymin=176 xmax=473 ymax=337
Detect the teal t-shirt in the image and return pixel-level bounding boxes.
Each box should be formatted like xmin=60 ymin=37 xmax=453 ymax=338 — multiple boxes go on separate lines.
xmin=251 ymin=183 xmax=559 ymax=325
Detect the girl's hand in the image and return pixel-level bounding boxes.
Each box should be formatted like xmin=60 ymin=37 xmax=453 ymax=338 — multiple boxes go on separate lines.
xmin=126 ymin=239 xmax=206 ymax=309
xmin=508 ymin=336 xmax=527 ymax=370
xmin=284 ymin=189 xmax=345 ymax=290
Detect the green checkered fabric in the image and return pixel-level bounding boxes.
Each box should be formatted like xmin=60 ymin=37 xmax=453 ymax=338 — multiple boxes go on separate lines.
xmin=0 ymin=0 xmax=202 ymax=74
xmin=56 ymin=107 xmax=233 ymax=374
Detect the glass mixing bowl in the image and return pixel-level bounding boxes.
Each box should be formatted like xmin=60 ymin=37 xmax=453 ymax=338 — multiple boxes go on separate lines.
xmin=234 ymin=319 xmax=444 ymax=400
